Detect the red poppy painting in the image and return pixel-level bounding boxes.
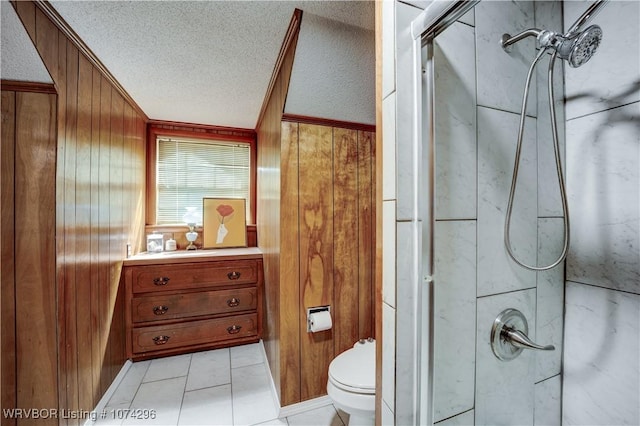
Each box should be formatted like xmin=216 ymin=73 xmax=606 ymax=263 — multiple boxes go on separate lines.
xmin=203 ymin=198 xmax=247 ymax=248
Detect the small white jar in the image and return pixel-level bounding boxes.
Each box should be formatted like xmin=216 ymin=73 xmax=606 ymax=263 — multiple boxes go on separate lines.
xmin=165 ymin=238 xmax=177 ymax=251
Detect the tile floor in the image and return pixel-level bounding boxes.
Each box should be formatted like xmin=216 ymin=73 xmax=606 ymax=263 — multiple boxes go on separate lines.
xmin=94 ymin=342 xmax=348 ymax=426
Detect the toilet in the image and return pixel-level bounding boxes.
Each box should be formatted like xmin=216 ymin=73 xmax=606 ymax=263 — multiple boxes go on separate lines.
xmin=327 ymin=338 xmax=376 ymax=425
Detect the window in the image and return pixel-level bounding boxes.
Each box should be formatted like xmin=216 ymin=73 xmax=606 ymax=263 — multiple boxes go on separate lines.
xmin=155 ymin=136 xmax=251 ymax=225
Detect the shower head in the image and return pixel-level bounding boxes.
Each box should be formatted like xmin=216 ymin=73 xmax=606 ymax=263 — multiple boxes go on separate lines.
xmin=556 ymin=25 xmax=603 ymax=68
xmin=502 ymin=24 xmax=604 ymax=68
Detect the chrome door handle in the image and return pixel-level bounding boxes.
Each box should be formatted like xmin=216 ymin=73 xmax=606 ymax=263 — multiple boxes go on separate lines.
xmin=491 ymin=308 xmax=555 ymax=361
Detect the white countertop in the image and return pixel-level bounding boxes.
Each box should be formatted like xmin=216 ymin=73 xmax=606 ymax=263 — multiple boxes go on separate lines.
xmin=123 ymin=246 xmax=263 ymax=266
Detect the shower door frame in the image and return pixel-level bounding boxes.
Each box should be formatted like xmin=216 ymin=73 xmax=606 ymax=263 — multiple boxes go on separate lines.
xmin=396 ymin=1 xmax=480 ymax=424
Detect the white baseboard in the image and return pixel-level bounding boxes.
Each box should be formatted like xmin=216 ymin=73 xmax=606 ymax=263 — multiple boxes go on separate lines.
xmin=258 ymin=340 xmax=333 ymax=419
xmin=259 ymin=339 xmax=282 ymax=411
xmin=84 ymin=360 xmax=133 ymax=426
xmin=278 ymin=395 xmax=333 ymax=418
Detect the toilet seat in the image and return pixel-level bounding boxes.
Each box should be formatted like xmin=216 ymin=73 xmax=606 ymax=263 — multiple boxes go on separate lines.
xmin=328 ymin=340 xmax=375 ymax=395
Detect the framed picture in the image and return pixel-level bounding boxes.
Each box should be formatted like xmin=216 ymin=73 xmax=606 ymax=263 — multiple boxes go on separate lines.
xmin=202 ymin=198 xmax=247 ymax=249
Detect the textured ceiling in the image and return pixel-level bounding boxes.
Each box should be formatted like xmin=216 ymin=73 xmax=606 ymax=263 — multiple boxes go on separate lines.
xmin=1 ymin=2 xmax=52 ymax=84
xmin=40 ymin=0 xmax=375 ymax=129
xmin=286 ymin=12 xmax=375 ymax=124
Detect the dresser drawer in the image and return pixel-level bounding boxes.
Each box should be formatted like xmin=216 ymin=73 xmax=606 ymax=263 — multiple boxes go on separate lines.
xmin=131 ymin=260 xmax=258 ymax=293
xmin=131 ymin=287 xmax=257 ymax=323
xmin=131 ymin=313 xmax=258 ymax=354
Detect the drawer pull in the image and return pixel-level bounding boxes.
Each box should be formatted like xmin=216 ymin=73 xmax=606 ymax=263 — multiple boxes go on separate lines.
xmin=152 ymin=335 xmax=170 ymax=345
xmin=153 ymin=305 xmax=169 ymax=315
xmin=227 ymin=271 xmax=241 ymax=280
xmin=227 ymin=325 xmax=242 ymax=334
xmin=227 ymin=298 xmax=240 ymax=307
xmin=153 ymin=277 xmax=170 ymax=286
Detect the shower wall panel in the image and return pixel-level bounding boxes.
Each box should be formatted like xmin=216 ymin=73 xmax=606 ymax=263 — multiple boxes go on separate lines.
xmin=430 ymin=1 xmax=566 ymax=425
xmin=563 ymin=2 xmax=640 ymax=424
xmin=384 ymin=0 xmax=568 ymax=424
xmin=563 ymin=1 xmax=640 ymax=120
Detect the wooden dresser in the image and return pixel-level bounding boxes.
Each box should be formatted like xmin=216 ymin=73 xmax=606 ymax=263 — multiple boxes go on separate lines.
xmin=123 ymin=247 xmax=263 ymax=360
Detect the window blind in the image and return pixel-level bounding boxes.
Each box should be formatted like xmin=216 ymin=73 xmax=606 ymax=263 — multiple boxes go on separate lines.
xmin=156 ymin=137 xmax=250 ymax=224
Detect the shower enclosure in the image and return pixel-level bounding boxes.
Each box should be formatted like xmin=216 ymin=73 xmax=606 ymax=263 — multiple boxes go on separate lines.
xmin=381 ymin=0 xmax=639 ymax=424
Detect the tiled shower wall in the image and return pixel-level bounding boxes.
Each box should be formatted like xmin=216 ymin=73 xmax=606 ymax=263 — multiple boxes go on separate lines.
xmin=562 ymin=1 xmax=640 ymax=425
xmin=382 ymin=1 xmax=569 ymax=425
xmin=431 ymin=1 xmax=565 ymax=424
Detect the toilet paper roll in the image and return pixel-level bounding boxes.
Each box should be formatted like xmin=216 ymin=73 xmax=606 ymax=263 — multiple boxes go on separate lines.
xmin=308 ymin=311 xmax=332 ymax=332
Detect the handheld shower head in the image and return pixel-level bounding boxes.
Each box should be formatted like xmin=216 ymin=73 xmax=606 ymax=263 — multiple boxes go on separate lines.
xmin=557 ymin=25 xmax=603 ymax=68
xmin=503 ymin=25 xmax=603 ymax=68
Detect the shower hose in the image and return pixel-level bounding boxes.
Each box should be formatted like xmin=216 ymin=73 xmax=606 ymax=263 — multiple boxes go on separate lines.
xmin=504 ymin=47 xmax=570 ymax=271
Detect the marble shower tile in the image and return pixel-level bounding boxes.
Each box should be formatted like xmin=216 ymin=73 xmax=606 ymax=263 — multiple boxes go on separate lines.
xmin=476 ymin=289 xmax=536 ymax=426
xmin=534 ymin=0 xmax=563 ymax=34
xmin=382 ymin=401 xmax=394 ymax=426
xmin=383 ymin=200 xmax=396 ymax=307
xmin=566 ymin=102 xmax=640 ymax=294
xmin=458 ymin=9 xmax=474 ymax=27
xmin=382 ymin=93 xmax=396 ymax=201
xmin=564 ymin=0 xmax=640 ymax=119
xmin=477 ymin=107 xmax=537 ymax=296
xmin=382 ymin=0 xmax=395 ymax=99
xmin=434 ymin=21 xmax=477 ymax=220
xmin=433 ymin=220 xmax=476 ymax=422
xmin=534 ymin=376 xmax=561 ymax=426
xmin=475 ymin=1 xmax=537 ymax=115
xmin=382 ymin=302 xmax=396 ymax=412
xmin=435 ymin=410 xmax=474 ymax=426
xmin=535 ymin=218 xmax=564 ymax=382
xmin=396 ymin=220 xmax=416 ymax=306
xmin=394 ymin=219 xmax=421 ymax=426
xmin=563 ymin=283 xmax=640 ymax=426
xmin=535 ymin=0 xmax=566 ymax=218
xmin=395 ymin=1 xmax=422 ymax=220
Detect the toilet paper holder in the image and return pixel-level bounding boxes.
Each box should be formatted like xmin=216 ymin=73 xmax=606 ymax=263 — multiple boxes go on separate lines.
xmin=307 ymin=305 xmax=331 ymax=332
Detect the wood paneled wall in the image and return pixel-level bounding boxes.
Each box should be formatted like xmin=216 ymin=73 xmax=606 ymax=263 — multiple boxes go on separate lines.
xmin=256 ymin=10 xmax=302 ymax=405
xmin=281 ymin=121 xmax=376 ymax=403
xmin=261 ymin=118 xmax=375 ymax=406
xmin=4 ymin=2 xmax=147 ymax=424
xmin=1 ymin=88 xmax=57 ymax=426
xmin=256 ymin=8 xmax=375 ymax=407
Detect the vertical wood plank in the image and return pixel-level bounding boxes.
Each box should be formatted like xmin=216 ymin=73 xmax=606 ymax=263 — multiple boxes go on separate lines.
xmin=280 ymin=120 xmax=300 ymax=404
xmin=123 ymin=105 xmax=134 ymax=250
xmin=56 ymin=29 xmax=68 ymax=426
xmin=1 ymin=90 xmax=17 ymax=426
xmin=75 ymin=54 xmax=93 ymax=412
xmin=133 ymin=113 xmax=146 ymax=252
xmin=358 ymin=131 xmax=374 ymax=338
xmin=98 ymin=77 xmax=112 ymax=393
xmin=89 ymin=66 xmax=102 ymax=404
xmin=108 ymin=92 xmax=125 ymax=380
xmin=63 ymin=40 xmax=80 ymax=426
xmin=34 ymin=7 xmax=59 ymax=84
xmin=14 ymin=91 xmax=57 ymax=424
xmin=333 ymin=128 xmax=360 ymax=354
xmin=298 ymin=123 xmax=334 ymax=400
xmin=10 ymin=2 xmax=148 ymax=417
xmin=13 ymin=2 xmax=36 ymax=46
